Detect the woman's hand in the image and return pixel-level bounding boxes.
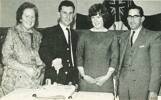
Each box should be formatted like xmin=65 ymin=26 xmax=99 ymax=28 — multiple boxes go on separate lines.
xmin=95 ymin=67 xmax=115 ymax=86
xmin=95 ymin=75 xmax=108 ymax=86
xmin=24 ymin=66 xmax=38 ymax=78
xmin=83 ymin=75 xmax=96 ymax=84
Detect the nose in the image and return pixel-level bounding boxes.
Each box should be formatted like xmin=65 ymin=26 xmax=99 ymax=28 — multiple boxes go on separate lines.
xmin=66 ymin=14 xmax=71 ymax=19
xmin=28 ymin=16 xmax=35 ymax=21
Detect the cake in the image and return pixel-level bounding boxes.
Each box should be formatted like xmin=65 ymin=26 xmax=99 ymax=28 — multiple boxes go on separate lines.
xmin=32 ymin=84 xmax=76 ymax=100
xmin=1 ymin=84 xmax=76 ymax=100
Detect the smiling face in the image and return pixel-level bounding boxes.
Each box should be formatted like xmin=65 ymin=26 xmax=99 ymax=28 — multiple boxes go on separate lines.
xmin=20 ymin=8 xmax=35 ymax=30
xmin=59 ymin=6 xmax=74 ymax=27
xmin=91 ymin=14 xmax=104 ymax=29
xmin=127 ymin=9 xmax=144 ymax=30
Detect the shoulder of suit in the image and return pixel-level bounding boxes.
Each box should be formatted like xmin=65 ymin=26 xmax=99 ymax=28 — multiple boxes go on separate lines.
xmin=144 ymin=28 xmax=161 ymax=37
xmin=142 ymin=28 xmax=161 ymax=42
xmin=41 ymin=25 xmax=60 ymax=35
xmin=43 ymin=25 xmax=59 ymax=31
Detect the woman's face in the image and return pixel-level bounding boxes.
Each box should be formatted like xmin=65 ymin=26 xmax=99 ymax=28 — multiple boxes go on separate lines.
xmin=20 ymin=8 xmax=35 ymax=30
xmin=91 ymin=14 xmax=104 ymax=29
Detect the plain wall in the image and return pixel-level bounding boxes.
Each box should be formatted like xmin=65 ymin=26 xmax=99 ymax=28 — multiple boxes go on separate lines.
xmin=0 ymin=0 xmax=161 ymax=28
xmin=0 ymin=0 xmax=104 ymax=28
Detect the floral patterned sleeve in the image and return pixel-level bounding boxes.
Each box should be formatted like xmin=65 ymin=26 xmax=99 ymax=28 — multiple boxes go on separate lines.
xmin=34 ymin=30 xmax=45 ymax=67
xmin=2 ymin=28 xmax=26 ymax=70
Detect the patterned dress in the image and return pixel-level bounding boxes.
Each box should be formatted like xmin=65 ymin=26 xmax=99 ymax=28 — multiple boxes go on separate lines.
xmin=1 ymin=24 xmax=45 ymax=95
xmin=76 ymin=30 xmax=118 ymax=93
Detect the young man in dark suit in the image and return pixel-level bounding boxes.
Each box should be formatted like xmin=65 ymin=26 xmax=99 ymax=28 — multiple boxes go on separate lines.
xmin=118 ymin=6 xmax=161 ymax=100
xmin=39 ymin=0 xmax=79 ymax=86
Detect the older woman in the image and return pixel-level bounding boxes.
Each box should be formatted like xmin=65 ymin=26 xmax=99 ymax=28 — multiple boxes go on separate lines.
xmin=1 ymin=2 xmax=45 ymax=95
xmin=76 ymin=3 xmax=119 ymax=93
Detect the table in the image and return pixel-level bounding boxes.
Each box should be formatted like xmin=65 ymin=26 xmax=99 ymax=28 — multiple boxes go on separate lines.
xmin=0 ymin=88 xmax=114 ymax=100
xmin=1 ymin=88 xmax=161 ymax=100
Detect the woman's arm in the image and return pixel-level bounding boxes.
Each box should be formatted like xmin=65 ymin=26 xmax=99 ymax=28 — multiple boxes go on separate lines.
xmin=78 ymin=66 xmax=96 ymax=84
xmin=76 ymin=34 xmax=96 ymax=84
xmin=95 ymin=67 xmax=115 ymax=86
xmin=96 ymin=34 xmax=119 ymax=86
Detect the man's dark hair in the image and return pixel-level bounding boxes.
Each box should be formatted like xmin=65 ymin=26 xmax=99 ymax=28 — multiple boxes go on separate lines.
xmin=128 ymin=5 xmax=144 ymax=17
xmin=58 ymin=0 xmax=75 ymax=12
xmin=16 ymin=2 xmax=39 ymax=28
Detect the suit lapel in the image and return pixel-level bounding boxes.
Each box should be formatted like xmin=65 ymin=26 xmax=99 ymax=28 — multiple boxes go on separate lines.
xmin=57 ymin=25 xmax=68 ymax=45
xmin=131 ymin=28 xmax=146 ymax=49
xmin=130 ymin=28 xmax=146 ymax=61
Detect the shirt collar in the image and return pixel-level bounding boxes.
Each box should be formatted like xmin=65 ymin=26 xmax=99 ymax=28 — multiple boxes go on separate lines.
xmin=131 ymin=26 xmax=142 ymax=34
xmin=59 ymin=22 xmax=70 ymax=32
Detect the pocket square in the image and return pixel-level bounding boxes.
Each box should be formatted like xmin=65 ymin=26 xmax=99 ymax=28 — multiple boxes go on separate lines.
xmin=139 ymin=45 xmax=145 ymax=48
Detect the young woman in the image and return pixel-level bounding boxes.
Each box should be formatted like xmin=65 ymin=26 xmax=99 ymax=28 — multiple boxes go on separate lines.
xmin=76 ymin=3 xmax=119 ymax=94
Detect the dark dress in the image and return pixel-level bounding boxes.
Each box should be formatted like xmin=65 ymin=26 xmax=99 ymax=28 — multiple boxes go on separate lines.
xmin=76 ymin=30 xmax=119 ymax=93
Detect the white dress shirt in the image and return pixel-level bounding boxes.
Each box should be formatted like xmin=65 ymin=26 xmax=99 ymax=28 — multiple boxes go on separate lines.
xmin=59 ymin=23 xmax=70 ymax=43
xmin=59 ymin=23 xmax=74 ymax=67
xmin=130 ymin=26 xmax=142 ymax=44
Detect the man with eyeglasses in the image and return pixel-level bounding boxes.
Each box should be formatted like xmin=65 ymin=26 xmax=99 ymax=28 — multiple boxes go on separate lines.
xmin=118 ymin=5 xmax=161 ymax=100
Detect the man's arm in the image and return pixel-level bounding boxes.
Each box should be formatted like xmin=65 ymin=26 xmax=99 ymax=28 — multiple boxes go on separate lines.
xmin=149 ymin=33 xmax=161 ymax=95
xmin=39 ymin=30 xmax=54 ymax=67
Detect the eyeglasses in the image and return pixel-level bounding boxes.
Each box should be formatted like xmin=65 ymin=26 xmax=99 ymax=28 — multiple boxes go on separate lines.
xmin=127 ymin=15 xmax=141 ymax=19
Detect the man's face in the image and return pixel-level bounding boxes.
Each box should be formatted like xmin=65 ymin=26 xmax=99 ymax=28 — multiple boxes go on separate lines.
xmin=59 ymin=6 xmax=74 ymax=26
xmin=127 ymin=9 xmax=144 ymax=30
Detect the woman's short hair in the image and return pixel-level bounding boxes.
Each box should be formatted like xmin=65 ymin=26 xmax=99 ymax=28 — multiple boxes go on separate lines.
xmin=16 ymin=2 xmax=39 ymax=28
xmin=88 ymin=3 xmax=112 ymax=27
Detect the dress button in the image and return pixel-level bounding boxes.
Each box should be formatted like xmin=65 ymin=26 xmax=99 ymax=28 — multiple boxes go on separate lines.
xmin=67 ymin=48 xmax=69 ymax=50
xmin=65 ymin=71 xmax=68 ymax=74
xmin=132 ymin=69 xmax=135 ymax=71
xmin=67 ymin=59 xmax=69 ymax=62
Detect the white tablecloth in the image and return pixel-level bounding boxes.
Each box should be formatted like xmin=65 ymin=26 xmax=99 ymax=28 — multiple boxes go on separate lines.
xmin=0 ymin=88 xmax=114 ymax=100
xmin=1 ymin=88 xmax=161 ymax=100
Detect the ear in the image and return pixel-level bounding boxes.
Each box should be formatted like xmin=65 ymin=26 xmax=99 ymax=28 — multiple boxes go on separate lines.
xmin=141 ymin=16 xmax=145 ymax=22
xmin=73 ymin=13 xmax=76 ymax=18
xmin=20 ymin=19 xmax=22 ymax=22
xmin=57 ymin=12 xmax=60 ymax=18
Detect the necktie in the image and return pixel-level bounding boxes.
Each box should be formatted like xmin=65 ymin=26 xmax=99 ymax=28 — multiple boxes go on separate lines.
xmin=66 ymin=28 xmax=74 ymax=67
xmin=130 ymin=31 xmax=135 ymax=46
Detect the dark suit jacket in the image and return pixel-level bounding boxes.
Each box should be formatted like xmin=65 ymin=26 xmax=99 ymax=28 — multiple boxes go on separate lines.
xmin=119 ymin=27 xmax=161 ymax=94
xmin=39 ymin=24 xmax=79 ymax=85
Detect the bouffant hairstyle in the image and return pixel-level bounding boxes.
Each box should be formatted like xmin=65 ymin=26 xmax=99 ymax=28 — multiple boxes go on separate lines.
xmin=88 ymin=3 xmax=112 ymax=27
